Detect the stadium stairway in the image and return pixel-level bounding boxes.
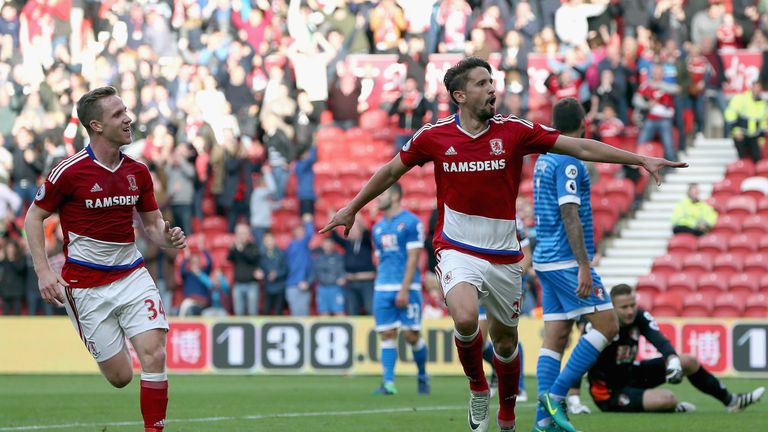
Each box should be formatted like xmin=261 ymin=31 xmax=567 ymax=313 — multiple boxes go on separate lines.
xmin=595 ymin=138 xmax=737 ymax=289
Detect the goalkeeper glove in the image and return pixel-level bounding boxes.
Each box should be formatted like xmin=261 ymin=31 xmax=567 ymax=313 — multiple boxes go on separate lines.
xmin=666 ymin=355 xmax=684 ymax=384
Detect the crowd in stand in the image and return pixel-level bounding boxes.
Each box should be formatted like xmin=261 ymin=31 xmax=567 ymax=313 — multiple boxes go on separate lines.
xmin=1 ymin=0 xmax=767 ymax=316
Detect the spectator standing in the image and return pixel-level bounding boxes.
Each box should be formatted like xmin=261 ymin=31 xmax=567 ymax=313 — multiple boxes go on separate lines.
xmin=259 ymin=232 xmax=288 ymax=315
xmin=221 ymin=137 xmax=255 ymax=231
xmin=635 ymin=63 xmax=680 ymax=161
xmin=369 ymin=0 xmax=408 ymax=54
xmin=312 ymin=237 xmax=346 ymax=316
xmin=250 ymin=168 xmax=276 ymax=247
xmin=10 ymin=127 xmax=43 ymax=213
xmin=327 ymin=64 xmax=363 ymax=130
xmin=0 ymin=239 xmax=26 ymax=315
xmin=263 ymin=113 xmax=294 ymax=201
xmin=691 ymin=0 xmax=725 ymax=45
xmin=295 ymin=144 xmax=317 ymax=216
xmin=389 ymin=76 xmax=430 ymax=153
xmin=228 ymin=223 xmax=262 ymax=316
xmin=724 ymin=79 xmax=768 ymax=162
xmin=671 ymin=183 xmax=718 ymax=236
xmin=165 ymin=143 xmax=196 ymax=235
xmin=331 ymin=215 xmax=376 ymax=316
xmin=285 ymin=214 xmax=314 ymax=316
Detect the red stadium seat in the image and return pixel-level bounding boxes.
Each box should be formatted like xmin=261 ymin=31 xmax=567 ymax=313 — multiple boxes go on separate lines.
xmin=210 ymin=233 xmax=235 ymax=250
xmin=698 ymin=273 xmax=728 ymax=296
xmin=725 ymin=195 xmax=757 ymax=217
xmin=605 ymin=178 xmax=635 ymax=214
xmin=744 ymin=293 xmax=768 ymax=317
xmin=635 ymin=291 xmax=654 ymax=311
xmin=755 ymin=159 xmax=768 ymax=177
xmin=729 ymin=274 xmax=759 ymax=296
xmin=708 ymin=214 xmax=741 ymax=236
xmin=740 ymin=176 xmax=768 ymax=201
xmin=652 ymin=254 xmax=682 ymax=278
xmin=595 ymin=162 xmax=621 ymax=178
xmin=742 ymin=214 xmax=768 ymax=237
xmin=652 ymin=292 xmax=683 ymax=317
xmin=712 ymin=252 xmax=744 ymax=278
xmin=681 ymin=253 xmax=713 ymax=279
xmin=344 ymin=127 xmax=372 ymax=144
xmin=201 ymin=216 xmax=228 ymax=234
xmin=759 ymin=274 xmax=768 ymax=295
xmin=706 ymin=195 xmax=729 ymax=215
xmin=758 ymin=235 xmax=768 ymax=254
xmin=592 ymin=196 xmax=620 ymax=220
xmin=667 ymin=233 xmax=698 ymax=255
xmin=359 ymin=109 xmax=391 ymax=130
xmin=743 ymin=254 xmax=768 ymax=279
xmin=757 ymin=197 xmax=768 ymax=216
xmin=636 ymin=274 xmax=668 ymax=296
xmin=711 ymin=178 xmax=741 ymax=201
xmin=316 ymin=126 xmax=345 ymax=144
xmin=667 ymin=273 xmax=698 ymax=296
xmin=725 ymin=159 xmax=756 ymax=181
xmin=681 ymin=293 xmax=713 ymax=317
xmin=712 ymin=292 xmax=746 ymax=317
xmin=697 ymin=233 xmax=728 ymax=255
xmin=727 ymin=234 xmax=758 ymax=255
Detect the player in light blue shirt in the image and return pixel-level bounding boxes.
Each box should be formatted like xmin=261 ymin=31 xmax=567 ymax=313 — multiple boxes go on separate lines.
xmin=532 ymin=98 xmax=620 ymax=432
xmin=371 ymin=183 xmax=429 ymax=395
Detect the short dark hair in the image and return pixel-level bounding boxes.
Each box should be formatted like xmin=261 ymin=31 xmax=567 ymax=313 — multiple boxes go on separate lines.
xmin=610 ymin=283 xmax=634 ymax=299
xmin=552 ymin=97 xmax=585 ymax=134
xmin=77 ymin=86 xmax=118 ymax=134
xmin=443 ymin=57 xmax=492 ymax=105
xmin=389 ymin=182 xmax=403 ymax=200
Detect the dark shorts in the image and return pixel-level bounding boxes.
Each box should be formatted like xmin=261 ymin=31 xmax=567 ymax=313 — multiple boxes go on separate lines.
xmin=589 ymin=358 xmax=667 ymax=412
xmin=299 ymin=199 xmax=315 ymax=216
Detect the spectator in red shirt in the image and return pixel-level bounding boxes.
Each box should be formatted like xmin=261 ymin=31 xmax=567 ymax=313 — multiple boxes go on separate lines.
xmin=635 ymin=63 xmax=681 ymax=161
xmin=716 ymin=12 xmax=743 ymax=50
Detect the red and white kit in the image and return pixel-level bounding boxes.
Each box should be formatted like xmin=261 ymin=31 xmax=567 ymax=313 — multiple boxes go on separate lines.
xmin=400 ymin=113 xmax=559 ymax=325
xmin=35 ymin=146 xmax=168 ymax=361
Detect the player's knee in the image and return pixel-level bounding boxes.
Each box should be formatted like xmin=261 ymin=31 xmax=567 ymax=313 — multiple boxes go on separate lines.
xmin=379 ymin=329 xmax=397 ymax=340
xmin=107 ymin=370 xmax=133 ymax=388
xmin=492 ymin=337 xmax=518 ymax=358
xmin=139 ymin=347 xmax=166 ymax=371
xmin=453 ymin=312 xmax=479 ymax=336
xmin=403 ymin=330 xmax=420 ymax=345
xmin=661 ymin=392 xmax=678 ymax=410
xmin=680 ymin=354 xmax=699 ymax=375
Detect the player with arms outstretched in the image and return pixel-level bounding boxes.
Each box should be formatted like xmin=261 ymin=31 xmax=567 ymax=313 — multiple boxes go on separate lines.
xmin=24 ymin=86 xmax=186 ymax=432
xmin=322 ymin=57 xmax=684 ymax=432
xmin=532 ymin=98 xmax=622 ymax=432
xmin=587 ymin=284 xmax=764 ymax=414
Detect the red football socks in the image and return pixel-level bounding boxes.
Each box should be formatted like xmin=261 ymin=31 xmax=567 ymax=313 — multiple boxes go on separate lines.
xmin=493 ymin=351 xmax=521 ymax=425
xmin=140 ymin=379 xmax=168 ymax=431
xmin=455 ymin=332 xmax=489 ymax=393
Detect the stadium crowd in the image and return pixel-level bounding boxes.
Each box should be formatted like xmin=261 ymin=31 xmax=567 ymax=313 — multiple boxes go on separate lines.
xmin=1 ymin=0 xmax=767 ymax=317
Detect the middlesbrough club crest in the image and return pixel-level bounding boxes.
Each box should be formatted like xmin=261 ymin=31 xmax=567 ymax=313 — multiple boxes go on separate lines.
xmin=127 ymin=174 xmax=138 ymax=191
xmin=489 ymin=139 xmax=504 ymax=155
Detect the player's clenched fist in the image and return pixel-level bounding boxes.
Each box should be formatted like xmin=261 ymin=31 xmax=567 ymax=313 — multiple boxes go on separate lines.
xmin=38 ymin=268 xmax=67 ymax=307
xmin=164 ymin=220 xmax=187 ymax=249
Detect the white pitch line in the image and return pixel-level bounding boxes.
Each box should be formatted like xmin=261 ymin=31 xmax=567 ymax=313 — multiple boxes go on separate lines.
xmin=1 ymin=403 xmax=537 ymax=431
xmin=0 ymin=404 xmax=535 ymax=431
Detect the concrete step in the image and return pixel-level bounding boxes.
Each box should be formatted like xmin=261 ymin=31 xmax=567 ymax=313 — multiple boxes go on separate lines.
xmin=640 ymin=201 xmax=677 ymax=212
xmin=604 ymin=247 xmax=667 ymax=258
xmin=665 ymin=175 xmax=725 ymax=184
xmin=595 ymin=267 xmax=650 ymax=277
xmin=598 ymin=257 xmax=653 ymax=268
xmin=600 ymin=277 xmax=640 ymax=288
xmin=611 ymin=238 xmax=670 ymax=249
xmin=627 ymin=219 xmax=672 ymax=230
xmin=621 ymin=229 xmax=673 ymax=239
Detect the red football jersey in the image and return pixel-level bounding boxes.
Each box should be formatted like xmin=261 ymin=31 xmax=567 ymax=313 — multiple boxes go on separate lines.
xmin=34 ymin=146 xmax=159 ymax=288
xmin=400 ymin=114 xmax=559 ymax=264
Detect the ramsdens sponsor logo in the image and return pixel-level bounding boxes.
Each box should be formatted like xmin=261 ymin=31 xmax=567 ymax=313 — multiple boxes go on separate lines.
xmin=442 ymin=159 xmax=506 ymax=173
xmin=85 ymin=195 xmax=140 ymax=208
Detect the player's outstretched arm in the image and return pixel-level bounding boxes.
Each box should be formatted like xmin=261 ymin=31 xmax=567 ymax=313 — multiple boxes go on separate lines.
xmin=319 ymin=154 xmax=411 ymax=236
xmin=552 ymin=135 xmax=688 ymax=185
xmin=24 ymin=203 xmax=67 ymax=307
xmin=139 ymin=209 xmax=187 ymax=249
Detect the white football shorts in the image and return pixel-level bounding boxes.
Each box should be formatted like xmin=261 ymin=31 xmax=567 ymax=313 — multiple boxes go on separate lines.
xmin=62 ymin=267 xmax=169 ymax=362
xmin=435 ymin=249 xmax=524 ymax=327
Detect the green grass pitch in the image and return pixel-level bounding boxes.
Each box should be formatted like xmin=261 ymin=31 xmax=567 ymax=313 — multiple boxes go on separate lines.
xmin=0 ymin=375 xmax=766 ymax=431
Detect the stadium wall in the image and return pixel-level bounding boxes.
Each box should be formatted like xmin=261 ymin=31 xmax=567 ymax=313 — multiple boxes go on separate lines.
xmin=1 ymin=317 xmax=766 ymax=377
